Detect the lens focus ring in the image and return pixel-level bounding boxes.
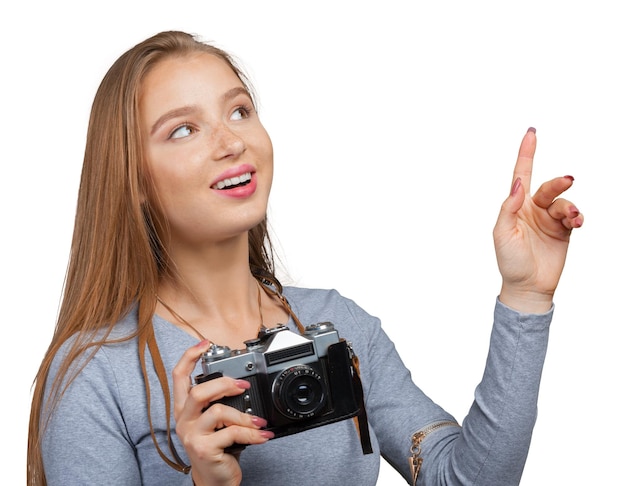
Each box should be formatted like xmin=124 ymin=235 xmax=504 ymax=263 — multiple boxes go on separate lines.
xmin=272 ymin=365 xmax=326 ymax=419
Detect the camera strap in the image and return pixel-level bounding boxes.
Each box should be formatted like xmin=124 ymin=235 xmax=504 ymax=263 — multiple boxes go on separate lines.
xmin=138 ymin=298 xmax=192 ymax=474
xmin=346 ymin=343 xmax=374 ymax=455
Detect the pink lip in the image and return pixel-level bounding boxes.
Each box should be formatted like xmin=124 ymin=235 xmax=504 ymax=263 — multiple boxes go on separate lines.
xmin=210 ymin=164 xmax=257 ymax=198
xmin=211 ymin=164 xmax=256 ymax=186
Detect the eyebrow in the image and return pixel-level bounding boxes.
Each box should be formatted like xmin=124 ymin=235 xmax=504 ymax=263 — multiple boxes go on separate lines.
xmin=150 ymin=105 xmax=199 ymax=136
xmin=149 ymin=87 xmax=252 ymax=136
xmin=221 ymin=86 xmax=251 ymax=104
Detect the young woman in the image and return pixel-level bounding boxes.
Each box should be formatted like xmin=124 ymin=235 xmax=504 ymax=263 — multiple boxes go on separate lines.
xmin=28 ymin=31 xmax=583 ymax=486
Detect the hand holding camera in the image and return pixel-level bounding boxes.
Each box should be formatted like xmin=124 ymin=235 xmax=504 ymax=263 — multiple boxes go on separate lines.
xmin=193 ymin=322 xmax=364 ymax=445
xmin=172 ymin=340 xmax=275 ymax=486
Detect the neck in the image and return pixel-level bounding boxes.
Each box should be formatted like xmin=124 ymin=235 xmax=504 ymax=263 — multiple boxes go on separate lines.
xmin=156 ymin=234 xmax=265 ymax=347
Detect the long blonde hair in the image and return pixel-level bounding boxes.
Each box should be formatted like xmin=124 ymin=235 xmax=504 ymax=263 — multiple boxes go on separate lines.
xmin=27 ymin=31 xmax=281 ymax=485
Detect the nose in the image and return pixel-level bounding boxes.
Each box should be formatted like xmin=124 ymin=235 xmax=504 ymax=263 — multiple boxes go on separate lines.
xmin=210 ymin=124 xmax=245 ymax=160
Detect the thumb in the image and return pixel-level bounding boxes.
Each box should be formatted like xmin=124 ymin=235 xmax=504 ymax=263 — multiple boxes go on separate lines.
xmin=172 ymin=340 xmax=211 ymax=411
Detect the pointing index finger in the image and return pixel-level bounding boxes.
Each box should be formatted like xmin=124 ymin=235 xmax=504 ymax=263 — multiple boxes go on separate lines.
xmin=512 ymin=127 xmax=537 ymax=194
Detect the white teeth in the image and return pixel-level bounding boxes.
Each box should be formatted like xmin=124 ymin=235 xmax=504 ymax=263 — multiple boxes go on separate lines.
xmin=213 ymin=172 xmax=252 ymax=189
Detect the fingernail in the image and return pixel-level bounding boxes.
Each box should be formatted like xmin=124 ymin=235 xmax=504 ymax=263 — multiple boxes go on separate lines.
xmin=527 ymin=127 xmax=536 ymax=134
xmin=195 ymin=339 xmax=210 ymax=348
xmin=259 ymin=430 xmax=275 ymax=439
xmin=235 ymin=379 xmax=251 ymax=389
xmin=569 ymin=205 xmax=579 ymax=217
xmin=510 ymin=177 xmax=522 ymax=196
xmin=251 ymin=416 xmax=268 ymax=428
xmin=564 ymin=175 xmax=575 ymax=182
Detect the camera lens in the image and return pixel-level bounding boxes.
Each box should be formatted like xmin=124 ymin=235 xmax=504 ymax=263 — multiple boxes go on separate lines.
xmin=272 ymin=365 xmax=326 ymax=419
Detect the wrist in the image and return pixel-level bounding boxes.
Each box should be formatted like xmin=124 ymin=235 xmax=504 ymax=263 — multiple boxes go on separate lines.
xmin=191 ymin=471 xmax=241 ymax=486
xmin=499 ymin=285 xmax=553 ymax=314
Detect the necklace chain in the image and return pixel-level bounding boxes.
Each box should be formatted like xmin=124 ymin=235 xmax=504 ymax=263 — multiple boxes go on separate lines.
xmin=156 ymin=281 xmax=265 ymax=343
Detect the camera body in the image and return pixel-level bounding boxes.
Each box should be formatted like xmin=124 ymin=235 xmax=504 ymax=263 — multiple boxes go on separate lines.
xmin=194 ymin=322 xmax=361 ymax=440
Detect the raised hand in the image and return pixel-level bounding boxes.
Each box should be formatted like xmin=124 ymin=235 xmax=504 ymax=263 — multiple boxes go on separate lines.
xmin=493 ymin=128 xmax=584 ymax=313
xmin=172 ymin=340 xmax=274 ymax=486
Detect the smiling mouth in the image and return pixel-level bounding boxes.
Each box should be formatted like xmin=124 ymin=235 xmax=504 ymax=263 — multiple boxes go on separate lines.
xmin=211 ymin=172 xmax=252 ymax=190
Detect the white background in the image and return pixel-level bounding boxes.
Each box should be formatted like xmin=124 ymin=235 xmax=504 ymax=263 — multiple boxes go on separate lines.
xmin=2 ymin=1 xmax=624 ymax=484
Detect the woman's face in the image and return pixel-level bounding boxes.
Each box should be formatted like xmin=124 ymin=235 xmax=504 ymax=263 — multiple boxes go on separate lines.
xmin=139 ymin=52 xmax=273 ymax=247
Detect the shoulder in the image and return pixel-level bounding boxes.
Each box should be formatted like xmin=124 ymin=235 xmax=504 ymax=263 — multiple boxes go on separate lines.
xmin=281 ymin=286 xmax=381 ymax=338
xmin=283 ymin=286 xmax=361 ymax=316
xmin=47 ymin=308 xmax=142 ymax=389
xmin=43 ymin=308 xmax=149 ymax=428
xmin=282 ymin=286 xmax=347 ymax=307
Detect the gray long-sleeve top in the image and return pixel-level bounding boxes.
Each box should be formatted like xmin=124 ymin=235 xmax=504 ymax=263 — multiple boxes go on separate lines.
xmin=42 ymin=287 xmax=552 ymax=485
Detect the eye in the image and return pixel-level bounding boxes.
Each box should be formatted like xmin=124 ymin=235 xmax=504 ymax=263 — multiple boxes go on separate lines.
xmin=230 ymin=105 xmax=252 ymax=121
xmin=169 ymin=124 xmax=196 ymax=140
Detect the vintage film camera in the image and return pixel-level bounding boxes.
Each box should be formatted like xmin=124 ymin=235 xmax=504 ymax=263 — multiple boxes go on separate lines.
xmin=194 ymin=322 xmax=368 ymax=445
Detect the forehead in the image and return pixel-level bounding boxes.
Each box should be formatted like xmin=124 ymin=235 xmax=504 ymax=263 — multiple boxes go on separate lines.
xmin=139 ymin=52 xmax=245 ymax=115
